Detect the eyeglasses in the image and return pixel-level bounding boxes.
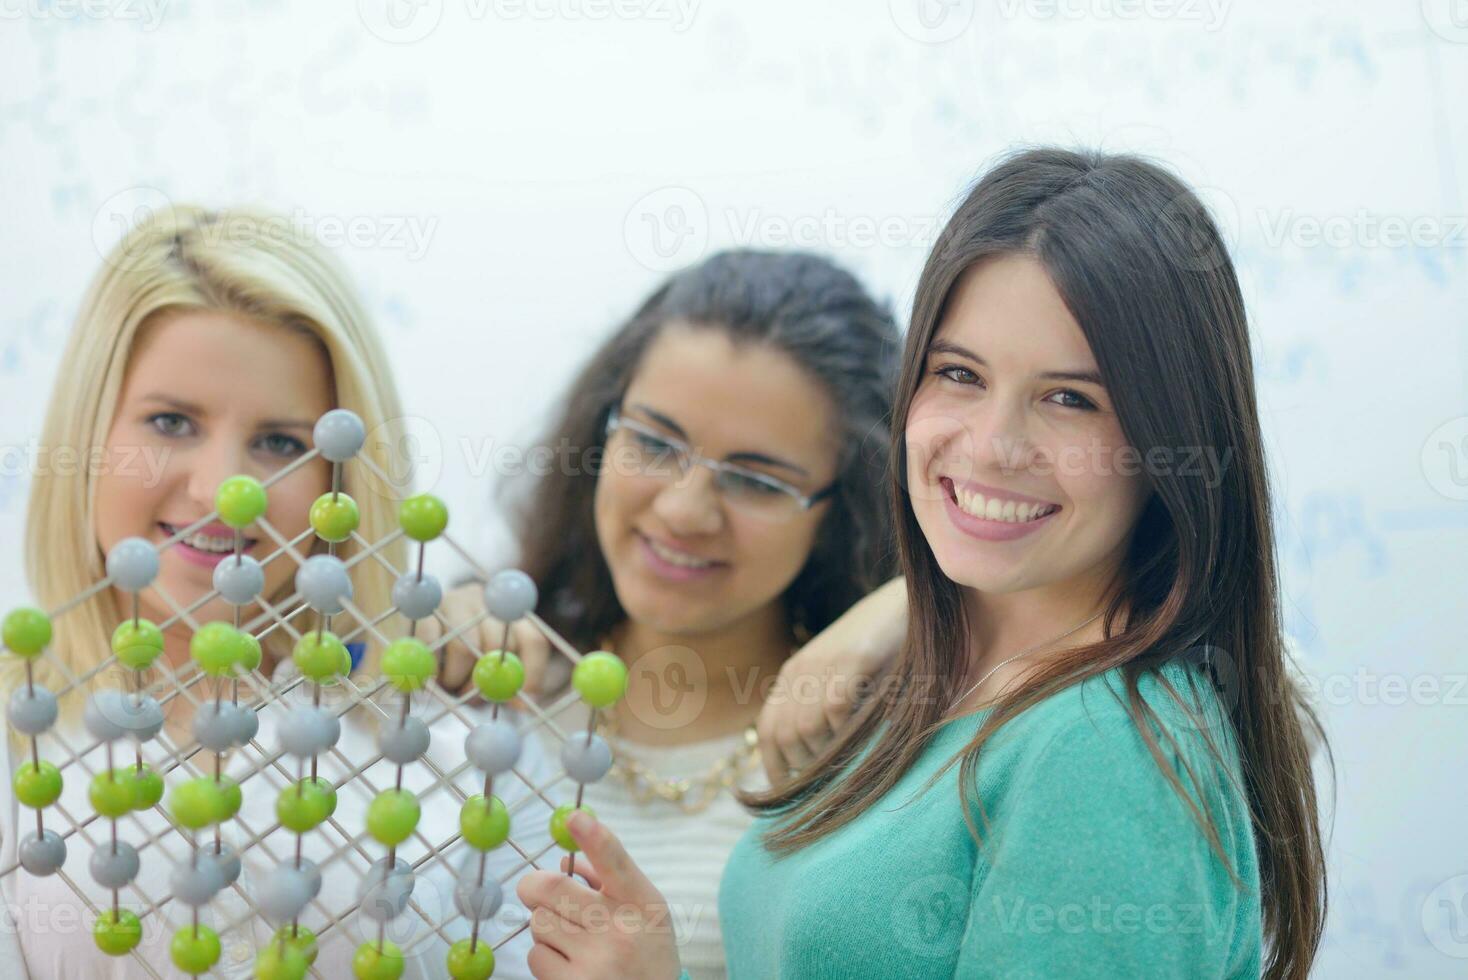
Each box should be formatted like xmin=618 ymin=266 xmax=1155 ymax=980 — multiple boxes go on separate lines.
xmin=602 ymin=406 xmax=836 ymax=521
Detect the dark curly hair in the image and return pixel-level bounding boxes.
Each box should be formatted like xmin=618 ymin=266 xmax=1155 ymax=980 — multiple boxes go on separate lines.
xmin=497 ymin=248 xmax=901 ymax=666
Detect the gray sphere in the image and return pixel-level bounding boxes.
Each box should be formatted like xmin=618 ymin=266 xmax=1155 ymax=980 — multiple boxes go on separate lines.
xmin=313 ymin=409 xmax=366 ymax=463
xmin=172 ymin=857 xmax=225 ymax=907
xmin=358 ymin=858 xmax=415 ymax=922
xmin=18 ymin=829 xmax=66 ymax=876
xmin=371 ymin=855 xmax=412 ymax=878
xmin=294 ymin=857 xmax=323 ymax=899
xmin=295 ymin=555 xmax=353 ymax=615
xmin=106 ymin=537 xmax=159 ymax=592
xmin=378 ymin=716 xmax=430 ymax=765
xmin=464 ymin=719 xmax=522 ymax=776
xmin=90 ymin=841 xmax=140 ymax=889
xmin=193 ymin=701 xmax=239 ymax=753
xmin=83 ymin=690 xmax=129 ymax=742
xmin=213 ymin=556 xmax=265 ymax=605
xmin=391 ymin=572 xmax=442 ymax=622
xmin=199 ymin=842 xmax=241 ymax=889
xmin=561 ymin=733 xmax=613 ymax=784
xmin=278 ymin=706 xmax=341 ymax=758
xmin=483 ymin=569 xmax=537 ymax=622
xmin=116 ymin=694 xmax=164 ymax=743
xmin=453 ymin=877 xmax=504 ymax=921
xmin=229 ymin=703 xmax=260 ymax=747
xmin=255 ymin=865 xmax=315 ymax=922
xmin=7 ymin=684 xmax=58 ymax=736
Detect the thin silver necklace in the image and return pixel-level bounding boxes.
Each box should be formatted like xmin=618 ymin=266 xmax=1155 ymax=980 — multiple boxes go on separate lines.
xmin=950 ymin=610 xmax=1104 ymax=713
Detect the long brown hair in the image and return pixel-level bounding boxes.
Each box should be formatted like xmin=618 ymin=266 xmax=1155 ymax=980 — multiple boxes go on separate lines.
xmin=500 ymin=249 xmax=901 ymax=660
xmin=740 ymin=148 xmax=1330 ymax=979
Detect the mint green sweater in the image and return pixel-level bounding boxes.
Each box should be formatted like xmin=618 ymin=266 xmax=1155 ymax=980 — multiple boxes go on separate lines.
xmin=716 ymin=659 xmax=1262 ymax=978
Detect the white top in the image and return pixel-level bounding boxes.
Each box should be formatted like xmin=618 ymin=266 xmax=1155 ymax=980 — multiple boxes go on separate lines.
xmin=0 ymin=661 xmax=556 ymax=979
xmin=519 ymin=697 xmax=769 ymax=980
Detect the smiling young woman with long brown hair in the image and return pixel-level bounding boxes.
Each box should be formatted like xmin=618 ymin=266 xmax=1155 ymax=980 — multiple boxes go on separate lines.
xmin=515 ymin=147 xmax=1329 ymax=980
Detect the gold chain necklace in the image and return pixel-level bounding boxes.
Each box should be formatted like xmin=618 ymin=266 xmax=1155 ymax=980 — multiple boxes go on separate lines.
xmin=592 ymin=631 xmax=769 ymax=815
xmin=596 ymin=707 xmax=761 ymax=815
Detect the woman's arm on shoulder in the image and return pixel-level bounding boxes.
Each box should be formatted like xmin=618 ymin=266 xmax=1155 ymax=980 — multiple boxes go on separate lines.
xmin=755 ymin=576 xmax=907 ymax=784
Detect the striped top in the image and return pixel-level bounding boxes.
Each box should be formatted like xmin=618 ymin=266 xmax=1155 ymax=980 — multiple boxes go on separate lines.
xmin=506 ymin=697 xmax=768 ymax=980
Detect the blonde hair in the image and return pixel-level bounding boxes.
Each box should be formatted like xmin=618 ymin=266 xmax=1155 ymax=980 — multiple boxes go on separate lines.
xmin=11 ymin=205 xmax=411 ymax=729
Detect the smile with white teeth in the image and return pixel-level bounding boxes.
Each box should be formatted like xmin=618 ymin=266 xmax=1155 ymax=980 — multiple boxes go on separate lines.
xmin=162 ymin=523 xmax=255 ymax=554
xmin=645 ymin=535 xmax=717 ymax=569
xmin=953 ymin=487 xmax=1058 ymax=524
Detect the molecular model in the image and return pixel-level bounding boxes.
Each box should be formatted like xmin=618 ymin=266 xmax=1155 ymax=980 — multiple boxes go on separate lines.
xmin=0 ymin=409 xmax=629 ymax=979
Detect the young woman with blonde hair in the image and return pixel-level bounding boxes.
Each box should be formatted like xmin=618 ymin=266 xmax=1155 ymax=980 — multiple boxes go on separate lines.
xmin=0 ymin=205 xmax=547 ymax=977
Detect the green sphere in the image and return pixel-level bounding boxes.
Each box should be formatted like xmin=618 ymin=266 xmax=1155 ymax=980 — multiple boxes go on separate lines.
xmin=256 ymin=943 xmax=310 ymax=980
xmin=303 ymin=776 xmax=338 ymax=818
xmin=398 ymin=494 xmax=448 ymax=542
xmin=293 ymin=630 xmax=348 ymax=682
xmin=169 ymin=776 xmax=226 ymax=830
xmin=191 ymin=622 xmax=244 ymax=677
xmin=271 ymin=925 xmax=319 ymax=965
xmin=472 ymin=650 xmax=525 ymax=702
xmin=460 ymin=794 xmax=510 ymax=851
xmin=93 ymin=908 xmax=143 ymax=956
xmin=131 ymin=765 xmax=165 ymax=810
xmin=90 ymin=769 xmax=139 ymax=818
xmin=14 ymin=760 xmax=62 ymax=809
xmin=549 ymin=803 xmax=596 ymax=852
xmin=366 ymin=789 xmax=420 ymax=846
xmin=446 ymin=938 xmax=496 ymax=980
xmin=237 ymin=630 xmax=263 ymax=673
xmin=310 ymin=492 xmax=360 ymax=543
xmin=352 ymin=940 xmax=405 ymax=980
xmin=170 ymin=924 xmax=221 ymax=974
xmin=278 ymin=780 xmax=333 ymax=833
xmin=216 ymin=776 xmax=243 ymax=820
xmin=111 ymin=618 xmax=164 ymax=669
xmin=572 ymin=651 xmax=628 ymax=708
xmin=3 ymin=607 xmax=52 ymax=658
xmin=381 ymin=638 xmax=435 ymax=692
xmin=216 ymin=476 xmax=268 ymax=529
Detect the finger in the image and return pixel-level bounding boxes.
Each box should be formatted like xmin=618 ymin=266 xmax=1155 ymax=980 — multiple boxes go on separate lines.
xmin=776 ymin=718 xmax=814 ymax=771
xmin=564 ymin=811 xmax=658 ymax=903
xmin=478 ymin=612 xmax=514 ymax=655
xmin=517 ymin=870 xmax=605 ymax=930
xmin=757 ymin=711 xmax=793 ymax=786
xmin=436 ymin=648 xmax=475 ymax=695
xmin=821 ymin=675 xmax=856 ymax=736
xmin=518 ymin=627 xmax=552 ymax=694
xmin=527 ymin=938 xmax=574 ymax=980
xmin=796 ymin=712 xmax=833 ymax=762
xmin=561 ymin=852 xmax=603 ymax=890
